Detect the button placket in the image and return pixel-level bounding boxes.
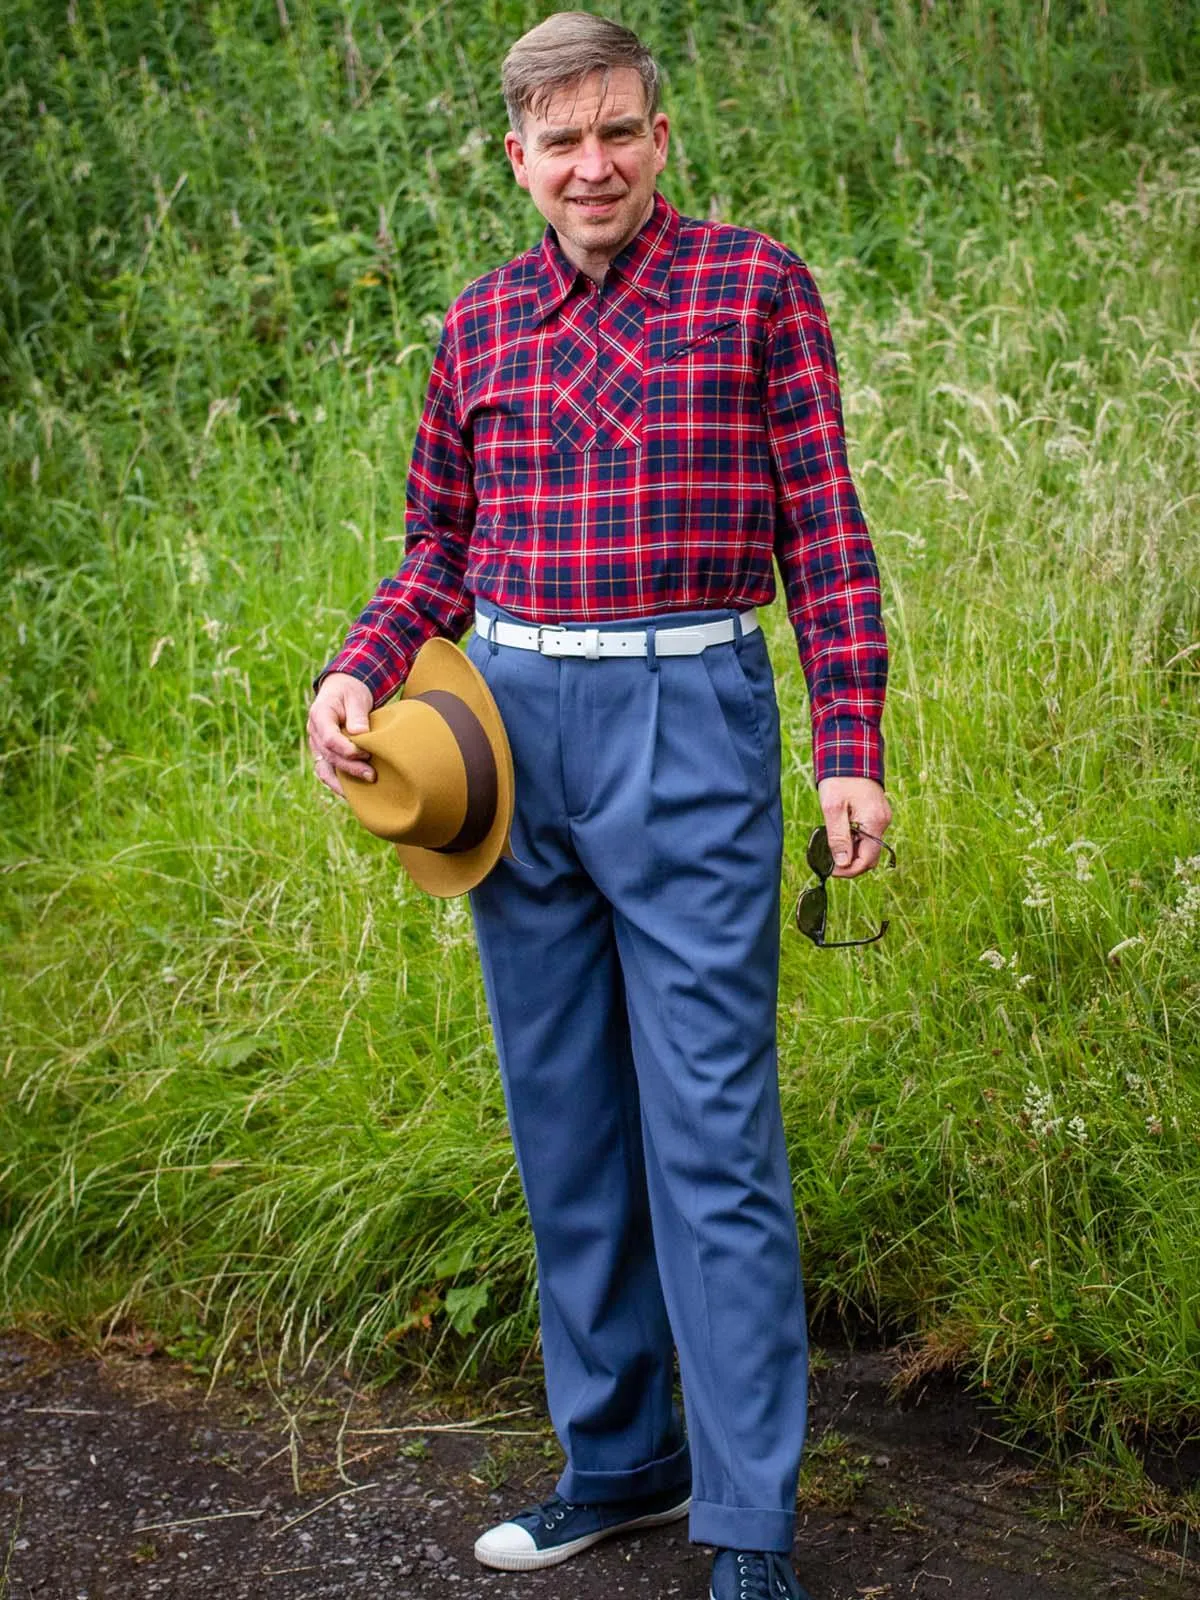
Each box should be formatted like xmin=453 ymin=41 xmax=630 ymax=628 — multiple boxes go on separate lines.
xmin=551 ymin=289 xmax=599 ymax=452
xmin=551 ymin=277 xmax=644 ymax=453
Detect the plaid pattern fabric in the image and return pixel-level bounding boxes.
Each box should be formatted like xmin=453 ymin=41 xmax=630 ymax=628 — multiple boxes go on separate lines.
xmin=324 ymin=192 xmax=887 ymax=782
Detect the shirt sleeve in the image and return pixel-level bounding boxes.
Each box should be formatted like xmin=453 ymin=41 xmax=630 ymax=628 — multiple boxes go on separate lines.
xmin=316 ymin=319 xmax=477 ymax=701
xmin=763 ymin=256 xmax=888 ymax=786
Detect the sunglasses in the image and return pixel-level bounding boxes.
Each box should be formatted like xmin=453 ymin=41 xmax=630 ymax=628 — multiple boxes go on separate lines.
xmin=795 ymin=824 xmax=896 ymax=949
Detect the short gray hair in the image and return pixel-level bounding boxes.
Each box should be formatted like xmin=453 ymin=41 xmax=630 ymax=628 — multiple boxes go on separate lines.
xmin=501 ymin=12 xmax=661 ymax=135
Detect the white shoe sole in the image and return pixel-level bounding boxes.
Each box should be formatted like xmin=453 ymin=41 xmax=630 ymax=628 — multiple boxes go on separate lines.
xmin=473 ymin=1495 xmax=691 ymax=1572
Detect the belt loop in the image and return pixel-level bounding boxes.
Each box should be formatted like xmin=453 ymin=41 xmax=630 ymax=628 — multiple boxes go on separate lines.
xmin=484 ymin=611 xmax=499 ymax=656
xmin=645 ymin=623 xmax=659 ymax=673
xmin=732 ymin=609 xmax=744 ymax=655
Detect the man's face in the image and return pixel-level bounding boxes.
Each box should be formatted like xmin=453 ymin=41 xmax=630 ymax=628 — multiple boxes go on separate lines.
xmin=504 ymin=67 xmax=669 ymax=277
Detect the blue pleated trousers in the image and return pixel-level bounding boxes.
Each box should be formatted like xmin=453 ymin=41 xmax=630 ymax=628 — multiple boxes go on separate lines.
xmin=466 ymin=601 xmax=808 ymax=1553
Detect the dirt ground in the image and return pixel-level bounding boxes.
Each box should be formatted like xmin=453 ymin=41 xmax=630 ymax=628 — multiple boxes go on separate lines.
xmin=1 ymin=1330 xmax=1195 ymax=1600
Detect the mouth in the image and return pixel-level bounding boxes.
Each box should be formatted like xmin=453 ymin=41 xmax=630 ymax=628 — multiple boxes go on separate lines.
xmin=569 ymin=195 xmax=622 ymax=211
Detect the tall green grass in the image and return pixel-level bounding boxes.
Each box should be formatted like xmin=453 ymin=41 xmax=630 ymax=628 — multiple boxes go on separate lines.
xmin=2 ymin=0 xmax=1199 ymax=1528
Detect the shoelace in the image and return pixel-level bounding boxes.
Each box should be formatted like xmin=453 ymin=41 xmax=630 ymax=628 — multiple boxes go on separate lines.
xmin=730 ymin=1551 xmax=793 ymax=1599
xmin=527 ymin=1492 xmax=577 ymax=1531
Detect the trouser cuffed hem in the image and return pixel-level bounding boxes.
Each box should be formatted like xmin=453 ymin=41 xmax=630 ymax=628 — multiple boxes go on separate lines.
xmin=689 ymin=1500 xmax=794 ymax=1553
xmin=557 ymin=1439 xmax=691 ymax=1504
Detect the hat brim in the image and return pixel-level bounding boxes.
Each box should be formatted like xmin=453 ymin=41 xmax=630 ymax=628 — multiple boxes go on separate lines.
xmin=387 ymin=638 xmax=514 ymax=898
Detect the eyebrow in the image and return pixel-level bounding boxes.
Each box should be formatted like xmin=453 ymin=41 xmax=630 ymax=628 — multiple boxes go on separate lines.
xmin=535 ymin=115 xmax=647 ymax=148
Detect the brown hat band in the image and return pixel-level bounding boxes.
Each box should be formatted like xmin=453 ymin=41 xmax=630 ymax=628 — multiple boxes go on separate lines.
xmin=409 ymin=690 xmax=498 ymax=855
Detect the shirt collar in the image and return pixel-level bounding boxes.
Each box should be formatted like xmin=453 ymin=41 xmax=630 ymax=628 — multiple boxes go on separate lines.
xmin=530 ymin=191 xmax=680 ymax=324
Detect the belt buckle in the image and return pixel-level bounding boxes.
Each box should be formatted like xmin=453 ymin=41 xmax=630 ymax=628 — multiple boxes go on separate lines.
xmin=536 ymin=624 xmax=567 ymax=655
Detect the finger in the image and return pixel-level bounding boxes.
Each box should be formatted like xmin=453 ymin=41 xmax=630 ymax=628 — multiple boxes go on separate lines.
xmin=310 ymin=711 xmax=366 ymax=764
xmin=321 ymin=749 xmax=376 ymax=784
xmin=309 ymin=717 xmax=375 ymax=778
xmin=316 ymin=759 xmax=346 ymax=799
xmin=327 ymin=731 xmax=375 ymax=768
xmin=823 ymin=804 xmax=855 ymax=875
xmin=839 ymin=833 xmax=881 ymax=878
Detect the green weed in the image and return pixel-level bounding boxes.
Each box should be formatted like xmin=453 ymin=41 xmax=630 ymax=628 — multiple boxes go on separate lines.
xmin=796 ymin=1431 xmax=871 ymax=1514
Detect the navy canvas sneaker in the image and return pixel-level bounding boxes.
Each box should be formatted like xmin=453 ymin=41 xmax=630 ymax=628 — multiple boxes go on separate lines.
xmin=473 ymin=1483 xmax=691 ymax=1571
xmin=710 ymin=1549 xmax=812 ymax=1600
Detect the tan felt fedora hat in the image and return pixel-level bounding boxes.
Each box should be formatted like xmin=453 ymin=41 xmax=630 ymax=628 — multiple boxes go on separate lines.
xmin=340 ymin=638 xmax=514 ymax=898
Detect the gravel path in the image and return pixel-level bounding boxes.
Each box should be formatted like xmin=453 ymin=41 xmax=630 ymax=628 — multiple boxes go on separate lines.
xmin=1 ymin=1333 xmax=1194 ymax=1599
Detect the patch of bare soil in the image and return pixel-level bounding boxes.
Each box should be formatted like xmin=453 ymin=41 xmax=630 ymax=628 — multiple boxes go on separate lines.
xmin=1 ymin=1331 xmax=1195 ymax=1600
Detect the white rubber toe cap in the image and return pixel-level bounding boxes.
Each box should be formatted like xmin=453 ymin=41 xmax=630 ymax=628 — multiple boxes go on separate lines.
xmin=474 ymin=1521 xmax=539 ymax=1568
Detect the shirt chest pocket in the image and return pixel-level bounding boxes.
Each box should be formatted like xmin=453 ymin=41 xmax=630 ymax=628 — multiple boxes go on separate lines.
xmin=644 ymin=316 xmax=759 ymax=434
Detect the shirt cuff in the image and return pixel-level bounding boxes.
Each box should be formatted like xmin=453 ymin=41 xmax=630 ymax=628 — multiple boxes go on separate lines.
xmin=311 ymin=638 xmax=413 ymax=704
xmin=812 ymin=717 xmax=886 ymax=787
xmin=311 ymin=661 xmax=372 ymax=700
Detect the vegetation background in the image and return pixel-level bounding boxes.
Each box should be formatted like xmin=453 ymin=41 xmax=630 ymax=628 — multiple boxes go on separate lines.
xmin=2 ymin=0 xmax=1198 ymax=1532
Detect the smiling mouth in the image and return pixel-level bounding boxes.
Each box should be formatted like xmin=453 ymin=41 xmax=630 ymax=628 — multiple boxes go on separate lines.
xmin=569 ymin=196 xmax=622 ymax=208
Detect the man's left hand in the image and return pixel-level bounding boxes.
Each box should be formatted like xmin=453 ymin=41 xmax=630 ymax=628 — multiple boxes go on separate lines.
xmin=817 ymin=776 xmax=892 ymax=878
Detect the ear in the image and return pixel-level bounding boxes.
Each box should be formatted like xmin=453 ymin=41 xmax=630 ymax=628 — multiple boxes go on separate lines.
xmin=651 ymin=112 xmax=669 ymax=175
xmin=504 ymin=129 xmax=532 ymax=193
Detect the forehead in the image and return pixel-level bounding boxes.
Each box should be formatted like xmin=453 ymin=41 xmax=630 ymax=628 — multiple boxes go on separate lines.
xmin=527 ymin=66 xmax=648 ymax=131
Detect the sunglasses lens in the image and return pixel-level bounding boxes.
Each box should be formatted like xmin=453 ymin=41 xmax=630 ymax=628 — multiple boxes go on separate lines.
xmin=806 ymin=828 xmax=834 ymax=878
xmin=796 ymin=886 xmax=826 ymax=938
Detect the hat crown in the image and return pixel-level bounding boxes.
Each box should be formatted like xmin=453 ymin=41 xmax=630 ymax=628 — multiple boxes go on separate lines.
xmin=343 ymin=688 xmax=500 ymax=853
xmin=337 ymin=637 xmax=514 ymax=897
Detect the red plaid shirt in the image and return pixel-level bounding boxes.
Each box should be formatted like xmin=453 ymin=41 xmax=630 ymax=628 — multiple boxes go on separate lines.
xmin=324 ymin=191 xmax=887 ymax=782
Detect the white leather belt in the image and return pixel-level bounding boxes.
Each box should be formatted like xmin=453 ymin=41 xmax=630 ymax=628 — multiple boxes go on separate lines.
xmin=475 ymin=608 xmax=759 ymax=661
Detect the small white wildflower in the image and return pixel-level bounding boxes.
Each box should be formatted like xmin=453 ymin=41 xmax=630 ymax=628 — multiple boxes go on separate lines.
xmin=1164 ymin=883 xmax=1200 ymax=935
xmin=1067 ymin=1116 xmax=1087 ymax=1143
xmin=1066 ymin=839 xmax=1099 ymax=884
xmin=1164 ymin=862 xmax=1200 ymax=933
xmin=1146 ymin=1115 xmax=1163 ymax=1136
xmin=1016 ymin=973 xmax=1035 ymax=989
xmin=979 ymin=949 xmax=1006 ymax=969
xmin=1022 ymin=1082 xmax=1061 ymax=1138
xmin=200 ymin=616 xmax=223 ymax=641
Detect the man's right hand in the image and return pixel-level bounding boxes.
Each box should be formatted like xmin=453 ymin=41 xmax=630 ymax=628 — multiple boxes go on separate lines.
xmin=307 ymin=672 xmax=376 ymax=798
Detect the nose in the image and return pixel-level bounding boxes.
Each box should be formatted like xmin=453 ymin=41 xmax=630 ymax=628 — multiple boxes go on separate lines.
xmin=574 ymin=135 xmax=614 ymax=183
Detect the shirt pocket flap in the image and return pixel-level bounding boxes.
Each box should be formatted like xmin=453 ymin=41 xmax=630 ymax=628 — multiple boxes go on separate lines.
xmin=661 ymin=317 xmax=744 ymax=362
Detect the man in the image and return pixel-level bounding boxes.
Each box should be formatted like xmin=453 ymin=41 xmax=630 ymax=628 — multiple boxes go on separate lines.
xmin=308 ymin=13 xmax=890 ymax=1599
